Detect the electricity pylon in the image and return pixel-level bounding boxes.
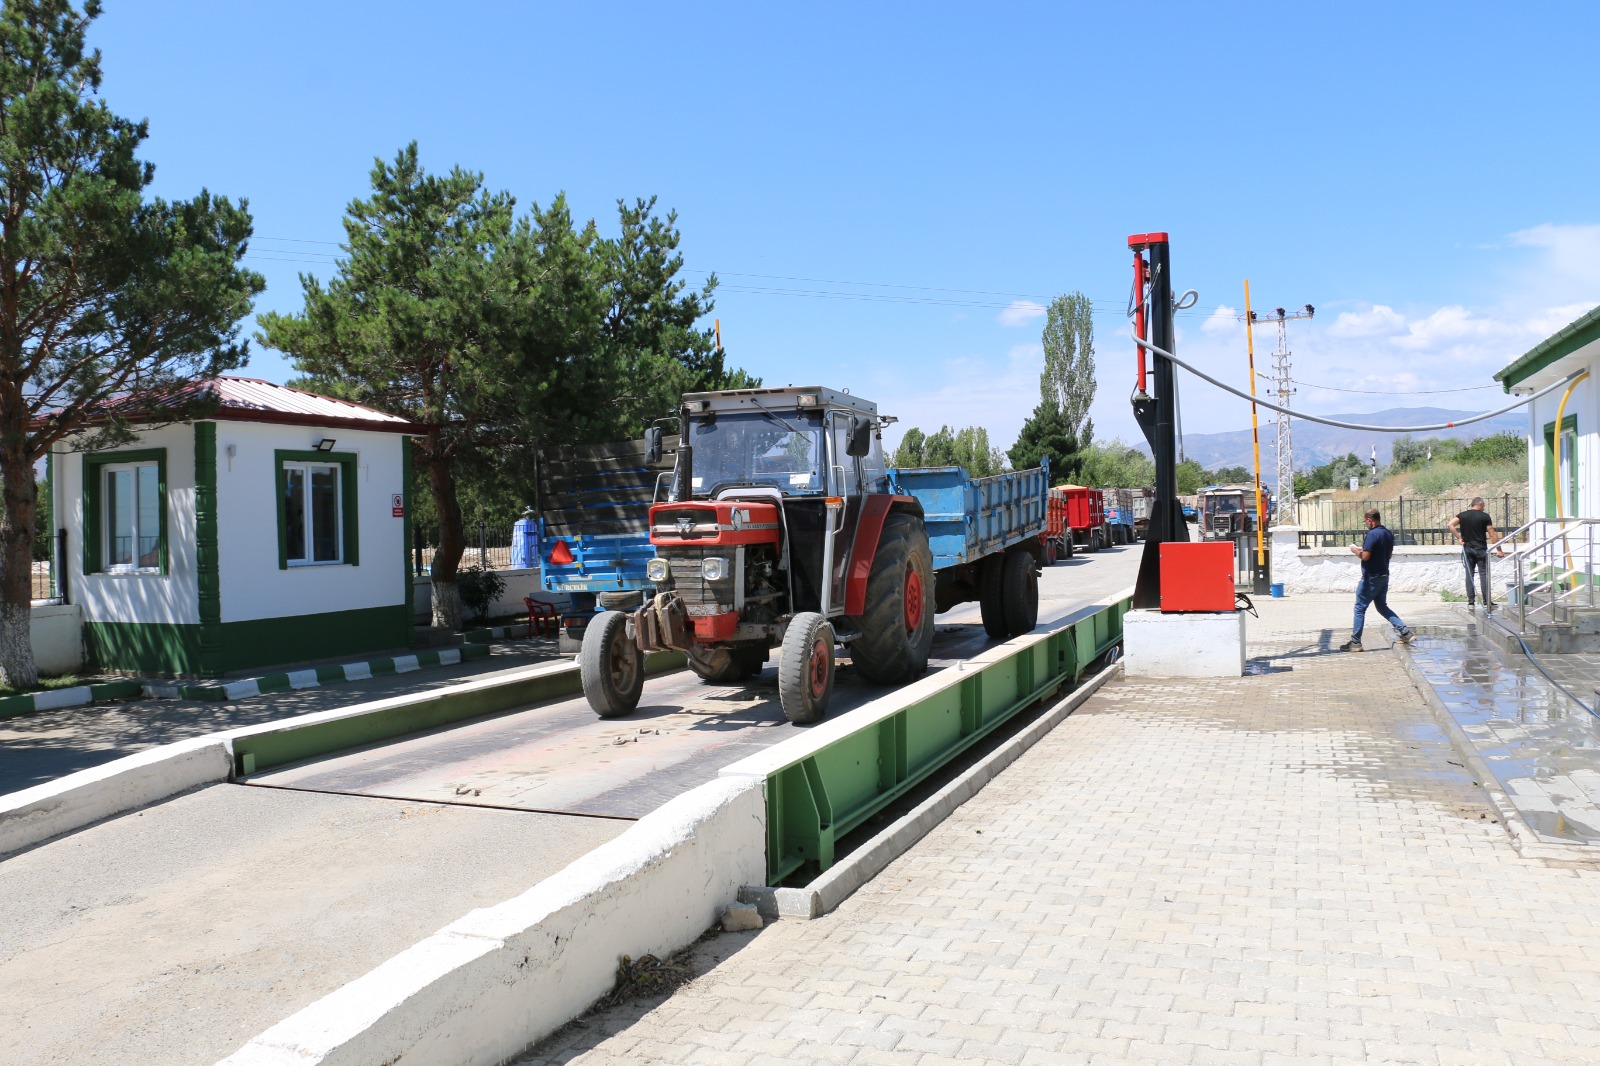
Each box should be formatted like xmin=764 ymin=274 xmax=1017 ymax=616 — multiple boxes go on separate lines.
xmin=1239 ymin=304 xmax=1314 ymax=522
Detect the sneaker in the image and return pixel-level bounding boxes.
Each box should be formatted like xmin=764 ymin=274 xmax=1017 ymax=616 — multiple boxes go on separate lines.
xmin=1339 ymin=639 xmax=1363 ymax=652
xmin=1484 ymin=604 xmax=1496 ymax=615
xmin=1397 ymin=629 xmax=1416 ymax=645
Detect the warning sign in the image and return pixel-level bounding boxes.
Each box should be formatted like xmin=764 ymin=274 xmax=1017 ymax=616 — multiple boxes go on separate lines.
xmin=392 ymin=493 xmax=404 ymax=518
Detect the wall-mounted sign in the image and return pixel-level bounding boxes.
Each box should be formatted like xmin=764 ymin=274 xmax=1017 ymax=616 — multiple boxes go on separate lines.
xmin=392 ymin=493 xmax=404 ymax=518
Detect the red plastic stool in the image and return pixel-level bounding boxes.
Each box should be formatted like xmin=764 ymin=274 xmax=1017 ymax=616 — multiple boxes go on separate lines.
xmin=523 ymin=596 xmax=558 ymax=638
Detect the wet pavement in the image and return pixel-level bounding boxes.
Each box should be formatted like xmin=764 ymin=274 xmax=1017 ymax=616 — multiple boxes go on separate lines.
xmin=1405 ymin=611 xmax=1600 ymax=852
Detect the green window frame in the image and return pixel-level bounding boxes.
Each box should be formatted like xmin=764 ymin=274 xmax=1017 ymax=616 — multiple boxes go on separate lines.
xmin=1543 ymin=415 xmax=1579 ymax=519
xmin=82 ymin=448 xmax=169 ymax=575
xmin=275 ymin=449 xmax=359 ymax=569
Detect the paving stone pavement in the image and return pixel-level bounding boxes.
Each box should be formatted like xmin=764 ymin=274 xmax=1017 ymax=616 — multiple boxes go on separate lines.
xmin=519 ymin=593 xmax=1600 ymax=1065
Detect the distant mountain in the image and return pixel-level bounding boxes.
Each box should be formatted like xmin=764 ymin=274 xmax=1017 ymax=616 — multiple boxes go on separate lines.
xmin=1134 ymin=407 xmax=1526 ymax=482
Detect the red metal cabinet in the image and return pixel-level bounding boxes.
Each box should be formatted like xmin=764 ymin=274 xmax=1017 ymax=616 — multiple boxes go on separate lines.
xmin=1159 ymin=541 xmax=1236 ymax=612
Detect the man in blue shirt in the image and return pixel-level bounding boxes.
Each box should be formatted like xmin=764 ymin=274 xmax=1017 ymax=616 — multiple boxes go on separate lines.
xmin=1341 ymin=508 xmax=1416 ymax=652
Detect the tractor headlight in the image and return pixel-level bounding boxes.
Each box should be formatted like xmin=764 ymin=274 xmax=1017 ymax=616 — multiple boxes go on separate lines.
xmin=647 ymin=558 xmax=670 ymax=583
xmin=701 ymin=556 xmax=729 ymax=582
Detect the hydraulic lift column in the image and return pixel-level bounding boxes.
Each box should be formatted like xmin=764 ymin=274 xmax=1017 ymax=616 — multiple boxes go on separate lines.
xmin=1128 ymin=232 xmax=1189 ymax=610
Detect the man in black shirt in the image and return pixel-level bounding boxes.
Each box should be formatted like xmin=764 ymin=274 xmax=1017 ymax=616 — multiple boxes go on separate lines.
xmin=1340 ymin=508 xmax=1416 ymax=652
xmin=1447 ymin=497 xmax=1500 ymax=612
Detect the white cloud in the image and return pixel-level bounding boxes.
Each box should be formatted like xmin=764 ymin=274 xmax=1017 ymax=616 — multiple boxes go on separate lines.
xmin=1201 ymin=305 xmax=1239 ymax=334
xmin=1327 ymin=304 xmax=1408 ymax=339
xmin=997 ymin=300 xmax=1047 ymax=327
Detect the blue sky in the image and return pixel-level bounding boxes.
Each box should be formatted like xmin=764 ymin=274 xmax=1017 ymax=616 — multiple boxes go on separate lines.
xmin=91 ymin=1 xmax=1600 ymax=455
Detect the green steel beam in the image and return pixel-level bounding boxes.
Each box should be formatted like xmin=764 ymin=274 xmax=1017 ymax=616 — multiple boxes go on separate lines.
xmin=765 ymin=596 xmax=1129 ymax=884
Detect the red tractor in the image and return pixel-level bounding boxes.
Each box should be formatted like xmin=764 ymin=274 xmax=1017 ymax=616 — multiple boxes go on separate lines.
xmin=579 ymin=385 xmax=1043 ymax=724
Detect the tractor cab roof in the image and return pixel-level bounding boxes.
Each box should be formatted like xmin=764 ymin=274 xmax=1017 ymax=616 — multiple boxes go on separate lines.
xmin=681 ymin=385 xmax=879 ymax=418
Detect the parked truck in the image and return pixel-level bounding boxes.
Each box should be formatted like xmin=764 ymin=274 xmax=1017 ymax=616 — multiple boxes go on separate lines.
xmin=1047 ymin=485 xmax=1109 ymax=555
xmin=579 ymin=386 xmax=1048 ymax=724
xmin=536 ymin=435 xmax=677 ymax=653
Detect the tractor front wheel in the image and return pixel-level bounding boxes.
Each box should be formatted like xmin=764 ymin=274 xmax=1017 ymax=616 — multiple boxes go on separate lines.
xmin=580 ymin=610 xmax=644 ymax=718
xmin=779 ymin=613 xmax=835 ymax=724
xmin=850 ymin=514 xmax=935 ymax=684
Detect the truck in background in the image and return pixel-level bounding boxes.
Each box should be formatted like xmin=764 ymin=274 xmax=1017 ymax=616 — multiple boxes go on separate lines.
xmin=536 ymin=435 xmax=676 ymax=654
xmin=1196 ymin=483 xmax=1268 ymax=540
xmin=1103 ymin=487 xmax=1153 ymax=544
xmin=1047 ymin=485 xmax=1108 ymax=556
xmin=579 ymin=386 xmax=1049 ymax=724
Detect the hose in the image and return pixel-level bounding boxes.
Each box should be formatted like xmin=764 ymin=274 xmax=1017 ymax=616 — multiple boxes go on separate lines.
xmin=1130 ymin=326 xmax=1583 ymax=433
xmin=1482 ymin=613 xmax=1600 ymax=723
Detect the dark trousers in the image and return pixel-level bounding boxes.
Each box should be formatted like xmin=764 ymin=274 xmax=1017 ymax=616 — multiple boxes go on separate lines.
xmin=1463 ymin=547 xmax=1491 ymax=606
xmin=1353 ymin=573 xmax=1407 ymax=640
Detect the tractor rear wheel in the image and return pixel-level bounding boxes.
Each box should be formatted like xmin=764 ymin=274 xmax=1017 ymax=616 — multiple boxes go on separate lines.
xmin=687 ymin=645 xmax=743 ymax=684
xmin=581 ymin=610 xmax=643 ymax=718
xmin=850 ymin=514 xmax=936 ymax=684
xmin=978 ymin=552 xmax=1008 ymax=638
xmin=779 ymin=613 xmax=834 ymax=724
xmin=1001 ymin=548 xmax=1039 ymax=635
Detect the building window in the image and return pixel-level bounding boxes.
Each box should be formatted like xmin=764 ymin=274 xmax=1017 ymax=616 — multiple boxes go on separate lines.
xmin=82 ymin=448 xmax=168 ymax=575
xmin=283 ymin=462 xmax=343 ymax=564
xmin=275 ymin=450 xmax=359 ymax=568
xmin=104 ymin=463 xmax=163 ymax=570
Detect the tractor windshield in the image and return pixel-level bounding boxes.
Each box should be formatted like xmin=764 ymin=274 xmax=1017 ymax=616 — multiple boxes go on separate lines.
xmin=689 ymin=410 xmax=826 ymax=496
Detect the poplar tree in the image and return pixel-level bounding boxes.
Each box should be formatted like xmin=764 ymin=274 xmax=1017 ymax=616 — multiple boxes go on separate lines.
xmin=0 ymin=0 xmax=263 ymax=687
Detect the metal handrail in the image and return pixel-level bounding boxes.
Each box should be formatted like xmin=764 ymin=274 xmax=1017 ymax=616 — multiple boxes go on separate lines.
xmin=1493 ymin=517 xmax=1600 ymax=632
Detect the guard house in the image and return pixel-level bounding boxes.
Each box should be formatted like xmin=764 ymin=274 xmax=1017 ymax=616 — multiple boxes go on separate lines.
xmin=1495 ymin=305 xmax=1600 ymax=521
xmin=49 ymin=377 xmax=418 ymax=677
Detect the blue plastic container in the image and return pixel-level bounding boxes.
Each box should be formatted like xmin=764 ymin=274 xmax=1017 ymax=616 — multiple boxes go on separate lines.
xmin=1269 ymin=582 xmax=1285 ymax=598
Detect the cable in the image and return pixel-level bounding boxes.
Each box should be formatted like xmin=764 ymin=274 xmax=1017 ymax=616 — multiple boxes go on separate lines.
xmin=1275 ymin=376 xmax=1499 ymax=397
xmin=1133 ymin=325 xmax=1581 ymax=433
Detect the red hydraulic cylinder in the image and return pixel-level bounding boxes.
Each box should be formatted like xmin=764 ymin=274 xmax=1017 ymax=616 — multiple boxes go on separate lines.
xmin=1158 ymin=542 xmax=1236 ymax=612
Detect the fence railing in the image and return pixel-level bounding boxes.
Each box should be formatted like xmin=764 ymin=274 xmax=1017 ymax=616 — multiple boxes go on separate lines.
xmin=412 ymin=523 xmax=520 ymax=575
xmin=1296 ymin=494 xmax=1527 ymax=550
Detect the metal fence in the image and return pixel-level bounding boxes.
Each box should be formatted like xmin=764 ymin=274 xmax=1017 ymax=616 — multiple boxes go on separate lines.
xmin=412 ymin=522 xmax=519 ymax=575
xmin=30 ymin=560 xmax=51 ymax=601
xmin=1297 ymin=494 xmax=1528 ymax=549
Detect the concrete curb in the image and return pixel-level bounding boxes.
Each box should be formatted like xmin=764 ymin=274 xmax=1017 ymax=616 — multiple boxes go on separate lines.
xmin=142 ymin=645 xmax=491 ymax=702
xmin=0 ymin=651 xmax=687 ymax=857
xmin=1395 ymin=645 xmax=1599 ymax=865
xmin=217 ymin=776 xmax=767 ymax=1066
xmin=0 ymin=736 xmax=232 ymax=858
xmin=0 ymin=679 xmax=142 ymax=720
xmin=462 ymin=622 xmax=538 ymax=644
xmin=742 ymin=659 xmax=1121 ymax=921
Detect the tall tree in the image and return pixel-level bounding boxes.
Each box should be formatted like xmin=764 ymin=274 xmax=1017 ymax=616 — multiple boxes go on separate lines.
xmin=0 ymin=0 xmax=263 ymax=687
xmin=890 ymin=427 xmax=926 ymax=468
xmin=259 ymin=145 xmax=597 ymax=630
xmin=1040 ymin=291 xmax=1096 ymax=447
xmin=1010 ymin=291 xmax=1095 ymax=484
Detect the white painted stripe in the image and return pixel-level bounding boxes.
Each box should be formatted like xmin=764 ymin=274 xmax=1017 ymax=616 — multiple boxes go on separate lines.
xmin=285 ymin=669 xmax=321 ymax=690
xmin=392 ymin=655 xmax=420 ymax=674
xmin=344 ymin=662 xmax=373 ymax=681
xmin=31 ymin=686 xmax=91 ymax=713
xmin=143 ymin=685 xmax=182 ymax=699
xmin=224 ymin=680 xmax=262 ymax=700
xmin=440 ymin=649 xmax=462 ymax=665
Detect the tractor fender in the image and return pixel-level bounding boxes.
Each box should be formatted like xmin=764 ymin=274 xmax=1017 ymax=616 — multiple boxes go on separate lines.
xmin=844 ymin=495 xmax=923 ymax=617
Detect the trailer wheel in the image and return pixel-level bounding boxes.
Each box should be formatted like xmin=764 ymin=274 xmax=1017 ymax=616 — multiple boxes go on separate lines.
xmin=850 ymin=514 xmax=935 ymax=684
xmin=581 ymin=610 xmax=643 ymax=718
xmin=1060 ymin=536 xmax=1073 ymax=559
xmin=1002 ymin=548 xmax=1039 ymax=635
xmin=978 ymin=553 xmax=1008 ymax=638
xmin=1042 ymin=538 xmax=1057 ymax=567
xmin=1087 ymin=529 xmax=1102 ymax=553
xmin=779 ymin=613 xmax=834 ymax=724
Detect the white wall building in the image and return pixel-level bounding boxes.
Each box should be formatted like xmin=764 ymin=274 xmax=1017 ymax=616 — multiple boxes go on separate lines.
xmin=1495 ymin=305 xmax=1600 ymax=524
xmin=50 ymin=378 xmax=418 ymax=676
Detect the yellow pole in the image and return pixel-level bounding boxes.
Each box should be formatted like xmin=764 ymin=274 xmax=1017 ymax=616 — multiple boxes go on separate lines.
xmin=1244 ymin=281 xmax=1266 ymax=567
xmin=1551 ymin=371 xmax=1588 ymax=578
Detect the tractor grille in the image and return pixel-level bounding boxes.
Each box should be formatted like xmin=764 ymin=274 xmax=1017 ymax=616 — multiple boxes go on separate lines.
xmin=664 ymin=551 xmax=735 ymax=610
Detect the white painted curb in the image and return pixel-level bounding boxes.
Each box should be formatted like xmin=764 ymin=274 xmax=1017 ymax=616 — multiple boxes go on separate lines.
xmin=0 ymin=736 xmax=232 ymax=858
xmin=217 ymin=775 xmax=766 ymax=1066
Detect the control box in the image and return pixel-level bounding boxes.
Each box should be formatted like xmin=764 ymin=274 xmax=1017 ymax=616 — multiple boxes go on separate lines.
xmin=1159 ymin=541 xmax=1237 ymax=612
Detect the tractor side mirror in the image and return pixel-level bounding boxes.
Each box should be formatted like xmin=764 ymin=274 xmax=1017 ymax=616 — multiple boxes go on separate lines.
xmin=643 ymin=427 xmax=663 ymax=465
xmin=847 ymin=415 xmax=873 ymax=458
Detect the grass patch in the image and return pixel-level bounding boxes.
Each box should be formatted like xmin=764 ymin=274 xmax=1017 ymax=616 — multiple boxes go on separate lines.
xmin=1409 ymin=460 xmax=1525 ymax=496
xmin=1440 ymin=589 xmax=1468 ymax=602
xmin=0 ymin=673 xmax=82 ymax=698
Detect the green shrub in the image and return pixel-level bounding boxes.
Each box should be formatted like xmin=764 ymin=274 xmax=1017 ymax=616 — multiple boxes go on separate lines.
xmin=457 ymin=565 xmax=507 ymax=623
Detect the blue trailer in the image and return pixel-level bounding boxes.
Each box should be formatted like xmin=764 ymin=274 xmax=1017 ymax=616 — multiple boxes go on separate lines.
xmin=537 ymin=436 xmax=675 ymax=653
xmin=884 ymin=461 xmax=1049 ymax=635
